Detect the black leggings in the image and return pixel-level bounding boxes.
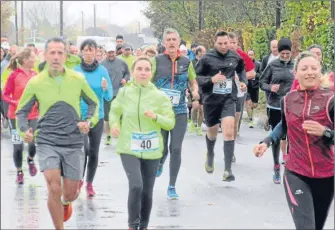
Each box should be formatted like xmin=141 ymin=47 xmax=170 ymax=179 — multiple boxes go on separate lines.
xmin=284 ymin=169 xmax=334 ymax=230
xmin=83 ymin=118 xmax=104 ymax=183
xmin=120 ymin=154 xmax=160 ymax=229
xmin=9 ymin=119 xmax=37 ymax=168
xmin=267 ymin=108 xmax=281 ymax=166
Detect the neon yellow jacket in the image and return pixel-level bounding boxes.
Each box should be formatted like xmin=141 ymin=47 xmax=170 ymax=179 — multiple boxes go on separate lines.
xmin=109 ymin=81 xmax=175 ymax=159
xmin=16 ymin=67 xmax=100 ymax=147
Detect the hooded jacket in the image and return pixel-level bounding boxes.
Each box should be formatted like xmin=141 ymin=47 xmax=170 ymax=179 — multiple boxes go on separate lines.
xmin=2 ymin=68 xmax=38 ymax=120
xmin=109 ymin=81 xmax=175 ymax=160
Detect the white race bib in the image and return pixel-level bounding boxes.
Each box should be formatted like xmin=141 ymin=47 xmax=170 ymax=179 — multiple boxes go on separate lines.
xmin=160 ymin=88 xmax=181 ymax=106
xmin=11 ymin=129 xmax=23 ymax=144
xmin=213 ymin=79 xmax=232 ymax=95
xmin=131 ymin=131 xmax=159 ymax=152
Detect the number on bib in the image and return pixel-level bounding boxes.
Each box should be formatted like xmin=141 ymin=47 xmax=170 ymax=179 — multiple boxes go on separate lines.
xmin=11 ymin=129 xmax=23 ymax=144
xmin=131 ymin=131 xmax=159 ymax=152
xmin=160 ymin=88 xmax=181 ymax=106
xmin=213 ymin=79 xmax=233 ymax=95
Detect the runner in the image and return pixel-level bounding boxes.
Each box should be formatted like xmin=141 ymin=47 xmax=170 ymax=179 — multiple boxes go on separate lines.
xmin=259 ymin=38 xmax=294 ymax=184
xmin=189 ymin=45 xmax=206 ymax=136
xmin=74 ymin=39 xmax=113 ymax=197
xmin=135 ymin=48 xmax=142 ymax=56
xmin=143 ymin=47 xmax=157 ymax=58
xmin=195 ymin=30 xmax=247 ymax=181
xmin=254 ymin=51 xmax=334 ymax=230
xmin=246 ymin=49 xmax=261 ymax=128
xmin=152 ymin=28 xmax=199 ymax=199
xmin=109 ymin=56 xmax=175 ymax=230
xmin=16 ymin=37 xmax=99 ymax=228
xmin=119 ymin=43 xmax=137 ymax=72
xmin=2 ymin=48 xmax=38 ymax=184
xmin=227 ymin=32 xmax=255 ymax=143
xmin=1 ymin=46 xmax=9 ymax=129
xmin=116 ymin=35 xmax=124 ymax=46
xmin=100 ymin=43 xmax=130 ymax=146
xmin=260 ymin=40 xmax=279 ymax=131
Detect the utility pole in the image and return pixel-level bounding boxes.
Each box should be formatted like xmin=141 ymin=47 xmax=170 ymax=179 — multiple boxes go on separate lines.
xmin=81 ymin=11 xmax=85 ymax=35
xmin=21 ymin=1 xmax=24 ymax=46
xmin=94 ymin=4 xmax=97 ymax=35
xmin=198 ymin=0 xmax=204 ymax=31
xmin=275 ymin=0 xmax=281 ymax=30
xmin=15 ymin=1 xmax=18 ymax=45
xmin=60 ymin=0 xmax=64 ymax=36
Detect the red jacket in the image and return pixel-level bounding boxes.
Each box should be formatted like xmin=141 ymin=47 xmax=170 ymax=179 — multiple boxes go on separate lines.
xmin=236 ymin=49 xmax=255 ymax=72
xmin=2 ymin=68 xmax=38 ymax=120
xmin=284 ymin=88 xmax=334 ymax=178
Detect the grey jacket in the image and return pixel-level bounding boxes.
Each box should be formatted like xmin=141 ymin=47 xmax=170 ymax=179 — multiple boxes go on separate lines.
xmin=101 ymin=58 xmax=130 ymax=97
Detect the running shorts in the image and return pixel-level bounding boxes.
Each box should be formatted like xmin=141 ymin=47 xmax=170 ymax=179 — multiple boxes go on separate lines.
xmin=37 ymin=144 xmax=85 ymax=180
xmin=246 ymin=86 xmax=259 ymax=104
xmin=203 ymin=95 xmax=236 ymax=127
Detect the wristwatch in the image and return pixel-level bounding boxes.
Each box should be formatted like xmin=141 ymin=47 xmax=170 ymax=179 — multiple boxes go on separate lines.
xmin=323 ymin=126 xmax=333 ymax=138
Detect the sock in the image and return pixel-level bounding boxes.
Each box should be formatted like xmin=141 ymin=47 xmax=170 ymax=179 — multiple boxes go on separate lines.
xmin=17 ymin=170 xmax=23 ymax=175
xmin=61 ymin=196 xmax=70 ymax=205
xmin=27 ymin=157 xmax=33 ymax=163
xmin=224 ymin=140 xmax=235 ymax=171
xmin=206 ymin=135 xmax=216 ymax=166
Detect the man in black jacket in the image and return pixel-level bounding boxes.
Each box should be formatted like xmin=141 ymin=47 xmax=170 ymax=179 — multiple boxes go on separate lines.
xmin=246 ymin=50 xmax=262 ymax=128
xmin=195 ymin=31 xmax=247 ymax=182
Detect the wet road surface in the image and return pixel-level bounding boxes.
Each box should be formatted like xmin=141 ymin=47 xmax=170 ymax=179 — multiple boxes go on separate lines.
xmin=1 ymin=123 xmax=334 ymax=229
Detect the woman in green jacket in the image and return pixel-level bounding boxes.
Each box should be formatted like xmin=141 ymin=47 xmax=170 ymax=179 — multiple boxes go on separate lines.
xmin=109 ymin=56 xmax=175 ymax=230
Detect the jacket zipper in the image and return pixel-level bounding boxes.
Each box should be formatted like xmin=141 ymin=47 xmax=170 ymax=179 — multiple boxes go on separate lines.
xmin=171 ymin=60 xmax=175 ymax=90
xmin=302 ymin=91 xmax=315 ymax=176
xmin=137 ymin=87 xmax=143 ymax=159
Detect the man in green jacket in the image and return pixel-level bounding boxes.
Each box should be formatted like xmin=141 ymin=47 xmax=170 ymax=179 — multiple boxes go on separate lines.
xmin=118 ymin=43 xmax=136 ymax=72
xmin=16 ymin=37 xmax=99 ymax=229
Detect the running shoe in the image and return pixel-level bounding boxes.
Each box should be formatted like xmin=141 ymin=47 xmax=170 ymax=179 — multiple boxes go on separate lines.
xmin=167 ymin=186 xmax=179 ymax=200
xmin=86 ymin=182 xmax=96 ymax=197
xmin=105 ymin=135 xmax=112 ymax=145
xmin=273 ymin=164 xmax=281 ymax=184
xmin=27 ymin=157 xmax=37 ymax=176
xmin=188 ymin=122 xmax=196 ymax=133
xmin=16 ymin=171 xmax=24 ymax=184
xmin=196 ymin=127 xmax=203 ymax=136
xmin=156 ymin=164 xmax=163 ymax=177
xmin=222 ymin=170 xmax=235 ymax=182
xmin=205 ymin=153 xmax=214 ymax=173
xmin=249 ymin=120 xmax=254 ymax=128
xmin=63 ymin=202 xmax=73 ymax=222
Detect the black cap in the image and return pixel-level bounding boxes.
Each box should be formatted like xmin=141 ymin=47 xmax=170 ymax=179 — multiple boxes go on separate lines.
xmin=278 ymin=38 xmax=292 ymax=52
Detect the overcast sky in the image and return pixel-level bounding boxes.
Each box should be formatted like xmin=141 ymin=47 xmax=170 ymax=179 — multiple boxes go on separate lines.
xmin=64 ymin=1 xmax=150 ymax=27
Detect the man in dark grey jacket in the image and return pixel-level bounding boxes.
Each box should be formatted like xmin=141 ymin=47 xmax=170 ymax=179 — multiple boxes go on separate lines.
xmin=100 ymin=43 xmax=130 ymax=145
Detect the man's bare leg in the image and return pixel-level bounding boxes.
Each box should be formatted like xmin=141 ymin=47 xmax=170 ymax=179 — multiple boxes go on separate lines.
xmin=44 ymin=169 xmax=63 ymax=229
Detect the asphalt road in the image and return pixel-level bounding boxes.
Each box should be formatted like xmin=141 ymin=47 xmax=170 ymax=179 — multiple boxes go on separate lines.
xmin=1 ymin=123 xmax=334 ymax=229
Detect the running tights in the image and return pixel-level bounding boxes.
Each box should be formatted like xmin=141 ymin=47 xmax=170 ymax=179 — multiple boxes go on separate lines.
xmin=267 ymin=108 xmax=281 ymax=165
xmin=284 ymin=169 xmax=334 ymax=230
xmin=10 ymin=119 xmax=37 ymax=168
xmin=121 ymin=153 xmax=159 ymax=229
xmin=160 ymin=114 xmax=188 ymax=187
xmin=83 ymin=118 xmax=104 ymax=183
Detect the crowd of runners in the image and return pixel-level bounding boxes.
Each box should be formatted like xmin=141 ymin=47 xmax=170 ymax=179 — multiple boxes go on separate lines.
xmin=0 ymin=27 xmax=334 ymax=230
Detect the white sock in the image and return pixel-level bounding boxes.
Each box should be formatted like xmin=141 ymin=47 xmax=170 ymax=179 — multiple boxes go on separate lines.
xmin=61 ymin=196 xmax=70 ymax=205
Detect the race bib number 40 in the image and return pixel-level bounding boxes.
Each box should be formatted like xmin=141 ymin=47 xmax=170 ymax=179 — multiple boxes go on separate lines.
xmin=160 ymin=88 xmax=181 ymax=106
xmin=213 ymin=79 xmax=232 ymax=95
xmin=11 ymin=129 xmax=23 ymax=144
xmin=131 ymin=131 xmax=159 ymax=152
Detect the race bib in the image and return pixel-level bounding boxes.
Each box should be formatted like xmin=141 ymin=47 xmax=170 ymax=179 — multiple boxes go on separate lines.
xmin=160 ymin=88 xmax=181 ymax=106
xmin=213 ymin=79 xmax=232 ymax=95
xmin=11 ymin=129 xmax=23 ymax=144
xmin=131 ymin=131 xmax=159 ymax=152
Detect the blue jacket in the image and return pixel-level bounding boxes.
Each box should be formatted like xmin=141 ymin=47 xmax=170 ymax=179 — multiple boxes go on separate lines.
xmin=74 ymin=64 xmax=113 ymax=120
